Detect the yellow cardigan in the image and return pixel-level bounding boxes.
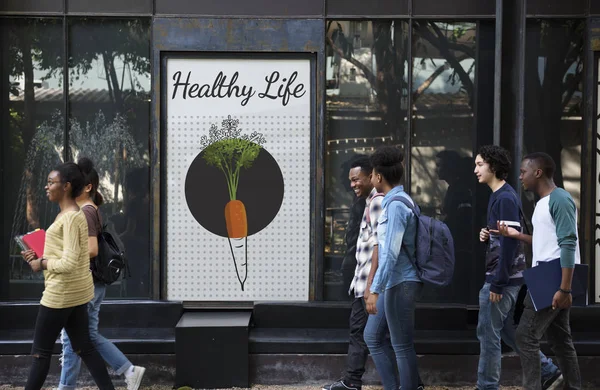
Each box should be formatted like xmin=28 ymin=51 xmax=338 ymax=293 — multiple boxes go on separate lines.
xmin=41 ymin=210 xmax=94 ymax=309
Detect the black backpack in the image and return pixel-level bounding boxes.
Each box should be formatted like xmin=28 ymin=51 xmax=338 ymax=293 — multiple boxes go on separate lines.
xmin=392 ymin=196 xmax=456 ymax=287
xmin=91 ymin=207 xmax=129 ymax=285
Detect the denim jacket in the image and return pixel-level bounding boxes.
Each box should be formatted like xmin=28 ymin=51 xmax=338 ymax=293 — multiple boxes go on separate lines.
xmin=370 ymin=186 xmax=420 ymax=294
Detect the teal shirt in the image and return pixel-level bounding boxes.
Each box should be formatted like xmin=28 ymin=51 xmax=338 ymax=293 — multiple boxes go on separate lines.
xmin=550 ymin=188 xmax=578 ymax=268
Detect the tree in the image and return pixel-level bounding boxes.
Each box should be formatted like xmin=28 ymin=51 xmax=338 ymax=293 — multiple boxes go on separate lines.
xmin=412 ymin=21 xmax=475 ymax=106
xmin=326 ymin=20 xmax=409 ymax=141
xmin=6 ymin=19 xmax=63 ymax=152
xmin=5 ymin=19 xmax=63 ymax=230
xmin=326 ymin=20 xmax=476 ymax=121
xmin=523 ymin=20 xmax=584 ymax=189
xmin=68 ymin=18 xmax=150 ymax=113
xmin=4 ymin=18 xmax=151 ymax=233
xmin=68 ymin=19 xmax=151 ymax=213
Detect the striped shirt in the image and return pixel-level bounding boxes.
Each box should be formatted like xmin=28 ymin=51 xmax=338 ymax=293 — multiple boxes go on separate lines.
xmin=349 ymin=188 xmax=383 ymax=298
xmin=41 ymin=211 xmax=94 ymax=309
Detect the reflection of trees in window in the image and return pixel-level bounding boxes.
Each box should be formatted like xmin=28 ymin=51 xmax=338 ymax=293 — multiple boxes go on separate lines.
xmin=6 ymin=18 xmax=151 ymax=229
xmin=7 ymin=19 xmax=63 ymax=150
xmin=411 ymin=22 xmax=476 ymax=216
xmin=68 ymin=19 xmax=151 ymax=215
xmin=324 ymin=20 xmax=410 ymax=299
xmin=323 ymin=20 xmax=479 ymax=302
xmin=4 ymin=19 xmax=63 ymax=284
xmin=3 ymin=19 xmax=151 ymax=294
xmin=412 ymin=21 xmax=475 ymax=107
xmin=67 ymin=19 xmax=152 ymax=297
xmin=324 ymin=19 xmax=478 ymax=223
xmin=524 ymin=20 xmax=584 ymax=196
xmin=5 ymin=19 xmax=63 ymax=243
xmin=410 ymin=22 xmax=477 ymax=304
xmin=326 ymin=21 xmax=476 ymax=128
xmin=325 ymin=20 xmax=410 ymax=221
xmin=326 ymin=20 xmax=409 ymax=140
xmin=69 ymin=19 xmax=150 ymax=114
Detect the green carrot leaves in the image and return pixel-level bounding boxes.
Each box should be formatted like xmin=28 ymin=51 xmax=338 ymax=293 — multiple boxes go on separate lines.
xmin=200 ymin=116 xmax=265 ymax=200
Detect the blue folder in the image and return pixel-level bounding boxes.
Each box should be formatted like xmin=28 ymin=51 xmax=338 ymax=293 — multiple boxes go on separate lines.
xmin=522 ymin=258 xmax=588 ymax=311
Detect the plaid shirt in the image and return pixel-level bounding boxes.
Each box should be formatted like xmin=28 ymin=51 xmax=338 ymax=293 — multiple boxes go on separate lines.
xmin=349 ymin=188 xmax=383 ymax=298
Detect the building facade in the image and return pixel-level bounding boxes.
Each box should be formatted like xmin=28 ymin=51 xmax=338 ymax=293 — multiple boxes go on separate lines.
xmin=1 ymin=0 xmax=600 ymax=386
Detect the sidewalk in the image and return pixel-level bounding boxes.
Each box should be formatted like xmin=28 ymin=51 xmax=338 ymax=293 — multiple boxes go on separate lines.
xmin=0 ymin=386 xmax=522 ymax=390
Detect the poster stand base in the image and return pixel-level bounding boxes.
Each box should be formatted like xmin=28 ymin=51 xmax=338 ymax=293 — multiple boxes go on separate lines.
xmin=175 ymin=310 xmax=252 ymax=388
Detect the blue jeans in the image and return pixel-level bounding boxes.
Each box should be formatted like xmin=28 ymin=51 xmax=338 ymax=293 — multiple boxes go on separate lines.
xmin=477 ymin=283 xmax=559 ymax=390
xmin=365 ymin=282 xmax=422 ymax=390
xmin=59 ymin=283 xmax=132 ymax=390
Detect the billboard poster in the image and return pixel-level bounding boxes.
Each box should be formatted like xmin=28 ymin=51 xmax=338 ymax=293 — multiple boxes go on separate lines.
xmin=165 ymin=55 xmax=311 ymax=301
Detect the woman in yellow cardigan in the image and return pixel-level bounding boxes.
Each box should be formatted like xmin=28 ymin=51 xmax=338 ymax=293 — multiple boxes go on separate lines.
xmin=21 ymin=162 xmax=114 ymax=390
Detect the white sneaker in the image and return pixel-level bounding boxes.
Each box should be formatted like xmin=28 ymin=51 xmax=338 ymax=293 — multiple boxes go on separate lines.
xmin=125 ymin=365 xmax=146 ymax=390
xmin=545 ymin=373 xmax=564 ymax=390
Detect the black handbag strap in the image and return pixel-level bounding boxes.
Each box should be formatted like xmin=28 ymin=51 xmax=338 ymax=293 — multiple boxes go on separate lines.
xmin=87 ymin=204 xmax=132 ymax=278
xmin=81 ymin=204 xmax=102 ymax=235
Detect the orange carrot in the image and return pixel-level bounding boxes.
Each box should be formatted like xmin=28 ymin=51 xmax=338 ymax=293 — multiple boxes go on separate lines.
xmin=224 ymin=200 xmax=247 ymax=239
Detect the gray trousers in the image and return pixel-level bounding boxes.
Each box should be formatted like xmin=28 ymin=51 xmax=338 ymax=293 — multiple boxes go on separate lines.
xmin=515 ymin=293 xmax=581 ymax=390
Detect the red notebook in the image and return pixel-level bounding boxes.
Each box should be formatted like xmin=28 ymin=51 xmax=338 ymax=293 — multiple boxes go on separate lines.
xmin=21 ymin=229 xmax=46 ymax=258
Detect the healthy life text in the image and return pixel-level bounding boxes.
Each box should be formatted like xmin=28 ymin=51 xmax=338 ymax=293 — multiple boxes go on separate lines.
xmin=171 ymin=70 xmax=306 ymax=107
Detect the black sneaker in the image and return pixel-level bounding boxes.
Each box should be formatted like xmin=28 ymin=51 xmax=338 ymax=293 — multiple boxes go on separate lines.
xmin=322 ymin=380 xmax=361 ymax=390
xmin=542 ymin=370 xmax=564 ymax=390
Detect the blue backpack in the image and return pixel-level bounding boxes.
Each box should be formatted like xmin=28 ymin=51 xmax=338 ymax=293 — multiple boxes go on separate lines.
xmin=392 ymin=196 xmax=455 ymax=287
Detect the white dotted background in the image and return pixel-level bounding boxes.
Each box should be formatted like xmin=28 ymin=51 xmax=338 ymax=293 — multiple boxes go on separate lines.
xmin=165 ymin=58 xmax=311 ymax=301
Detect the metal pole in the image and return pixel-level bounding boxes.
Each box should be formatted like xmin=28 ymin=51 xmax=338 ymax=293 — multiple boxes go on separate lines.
xmin=512 ymin=0 xmax=526 ymax=191
xmin=405 ymin=19 xmax=413 ymax=194
xmin=493 ymin=0 xmax=503 ymax=146
xmin=63 ymin=11 xmax=69 ymax=161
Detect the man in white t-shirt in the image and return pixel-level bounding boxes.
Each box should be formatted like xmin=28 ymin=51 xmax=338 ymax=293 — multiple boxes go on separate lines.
xmin=496 ymin=152 xmax=581 ymax=390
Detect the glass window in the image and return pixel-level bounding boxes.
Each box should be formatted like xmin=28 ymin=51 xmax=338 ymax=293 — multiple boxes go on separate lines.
xmin=68 ymin=18 xmax=151 ymax=298
xmin=1 ymin=18 xmax=64 ymax=300
xmin=523 ymin=19 xmax=584 ymax=214
xmin=411 ymin=21 xmax=478 ymax=303
xmin=596 ymin=54 xmax=600 ymax=304
xmin=325 ymin=20 xmax=410 ymax=300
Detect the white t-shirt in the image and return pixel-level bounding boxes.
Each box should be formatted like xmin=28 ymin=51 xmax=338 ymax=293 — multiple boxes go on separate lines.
xmin=531 ymin=188 xmax=580 ymax=267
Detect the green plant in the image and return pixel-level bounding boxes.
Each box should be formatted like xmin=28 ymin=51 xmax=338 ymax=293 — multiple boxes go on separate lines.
xmin=200 ymin=116 xmax=266 ymax=200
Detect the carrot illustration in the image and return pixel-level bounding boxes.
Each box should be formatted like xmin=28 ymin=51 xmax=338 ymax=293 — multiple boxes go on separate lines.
xmin=200 ymin=115 xmax=266 ymax=291
xmin=225 ymin=200 xmax=247 ymax=238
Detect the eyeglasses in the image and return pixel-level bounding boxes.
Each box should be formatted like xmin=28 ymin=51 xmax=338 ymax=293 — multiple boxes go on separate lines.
xmin=46 ymin=180 xmax=61 ymax=186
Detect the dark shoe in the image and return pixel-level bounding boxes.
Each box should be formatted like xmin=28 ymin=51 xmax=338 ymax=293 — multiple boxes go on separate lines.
xmin=542 ymin=371 xmax=564 ymax=390
xmin=399 ymin=385 xmax=425 ymax=390
xmin=322 ymin=380 xmax=361 ymax=390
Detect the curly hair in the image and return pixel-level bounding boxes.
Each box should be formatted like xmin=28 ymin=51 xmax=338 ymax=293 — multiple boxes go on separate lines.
xmin=350 ymin=155 xmax=373 ymax=175
xmin=370 ymin=146 xmax=404 ymax=185
xmin=477 ymin=145 xmax=511 ymax=180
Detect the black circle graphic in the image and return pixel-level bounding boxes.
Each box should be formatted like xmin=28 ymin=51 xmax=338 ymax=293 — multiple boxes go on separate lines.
xmin=185 ymin=146 xmax=285 ymax=238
